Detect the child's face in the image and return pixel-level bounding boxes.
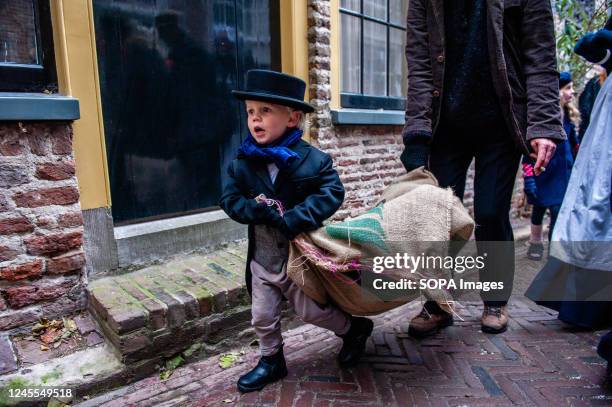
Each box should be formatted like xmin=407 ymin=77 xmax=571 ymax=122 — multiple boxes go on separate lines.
xmin=245 ymin=100 xmax=301 ymax=145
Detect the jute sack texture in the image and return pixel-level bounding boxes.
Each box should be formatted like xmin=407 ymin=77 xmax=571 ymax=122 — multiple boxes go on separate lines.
xmin=287 ymin=167 xmax=475 ymax=315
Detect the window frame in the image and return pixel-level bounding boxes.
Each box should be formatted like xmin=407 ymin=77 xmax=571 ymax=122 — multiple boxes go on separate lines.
xmin=0 ymin=0 xmax=58 ymax=93
xmin=339 ymin=0 xmax=406 ymax=111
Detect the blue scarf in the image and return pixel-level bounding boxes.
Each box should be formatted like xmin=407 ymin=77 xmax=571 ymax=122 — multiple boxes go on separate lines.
xmin=238 ymin=128 xmax=303 ymax=169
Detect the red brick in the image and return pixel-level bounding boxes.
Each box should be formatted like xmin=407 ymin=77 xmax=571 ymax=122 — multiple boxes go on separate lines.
xmin=24 ymin=231 xmax=83 ymax=256
xmin=5 ymin=279 xmax=76 ymax=308
xmin=0 ymin=308 xmax=39 ymax=330
xmin=57 ymin=212 xmax=83 ymax=228
xmin=46 ymin=252 xmax=85 ymax=274
xmin=0 ymin=259 xmax=43 ymax=281
xmin=51 ymin=126 xmax=73 ymax=155
xmin=0 ymin=245 xmax=19 ymax=262
xmin=35 ymin=160 xmax=75 ymax=181
xmin=0 ymin=216 xmax=34 ymax=235
xmin=13 ymin=186 xmax=79 ymax=208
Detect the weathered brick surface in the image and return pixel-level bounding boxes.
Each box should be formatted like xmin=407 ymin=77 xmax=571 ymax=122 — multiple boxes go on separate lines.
xmin=0 ymin=216 xmax=34 ymax=235
xmin=13 ymin=186 xmax=80 ymax=208
xmin=35 ymin=160 xmax=75 ymax=181
xmin=77 ymin=296 xmax=611 ymax=407
xmin=0 ymin=121 xmax=84 ymax=333
xmin=24 ymin=231 xmax=83 ymax=256
xmin=5 ymin=279 xmax=77 ymax=308
xmin=87 ymin=242 xmax=250 ymax=362
xmin=46 ymin=251 xmax=86 ymax=274
xmin=0 ymin=259 xmax=43 ymax=281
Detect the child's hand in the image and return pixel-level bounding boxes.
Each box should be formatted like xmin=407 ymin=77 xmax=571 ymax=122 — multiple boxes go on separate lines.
xmin=253 ymin=203 xmax=282 ymax=225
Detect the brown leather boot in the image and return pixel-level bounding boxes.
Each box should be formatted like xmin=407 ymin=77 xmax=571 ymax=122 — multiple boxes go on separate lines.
xmin=481 ymin=305 xmax=509 ymax=334
xmin=408 ymin=306 xmax=453 ymax=338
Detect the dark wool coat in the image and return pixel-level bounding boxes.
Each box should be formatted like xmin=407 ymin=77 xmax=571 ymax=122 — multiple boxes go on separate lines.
xmin=403 ymin=0 xmax=565 ymax=154
xmin=219 ymin=140 xmax=345 ymax=295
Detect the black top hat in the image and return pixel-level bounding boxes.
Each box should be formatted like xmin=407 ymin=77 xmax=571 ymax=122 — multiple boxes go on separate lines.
xmin=232 ymin=70 xmax=315 ymax=113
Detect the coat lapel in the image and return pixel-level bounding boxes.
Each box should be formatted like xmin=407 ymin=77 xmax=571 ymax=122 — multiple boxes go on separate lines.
xmin=253 ymin=161 xmax=275 ymax=193
xmin=273 ymin=140 xmax=311 ymax=189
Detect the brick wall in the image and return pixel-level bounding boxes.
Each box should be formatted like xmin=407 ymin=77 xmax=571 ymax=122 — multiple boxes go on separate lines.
xmin=0 ymin=122 xmax=86 ymax=334
xmin=307 ymin=0 xmax=526 ymax=222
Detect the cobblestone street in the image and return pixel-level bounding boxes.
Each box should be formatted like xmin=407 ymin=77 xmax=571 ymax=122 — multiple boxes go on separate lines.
xmin=76 ymin=243 xmax=611 ymax=407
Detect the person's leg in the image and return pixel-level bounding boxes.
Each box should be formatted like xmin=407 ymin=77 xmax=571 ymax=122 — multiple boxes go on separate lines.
xmin=473 ymin=136 xmax=521 ymax=306
xmin=280 ymin=271 xmax=351 ymax=335
xmin=530 ymin=205 xmax=546 ymax=242
xmin=277 ymin=266 xmax=372 ymax=367
xmin=249 ymin=260 xmax=284 ymax=356
xmin=528 ymin=205 xmax=546 ymax=260
xmin=407 ymin=127 xmax=473 ymax=337
xmin=238 ymin=260 xmax=288 ymax=393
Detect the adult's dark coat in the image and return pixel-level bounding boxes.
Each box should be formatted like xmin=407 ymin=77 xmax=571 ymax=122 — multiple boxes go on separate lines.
xmin=403 ymin=0 xmax=565 ymax=153
xmin=219 ymin=140 xmax=345 ymax=295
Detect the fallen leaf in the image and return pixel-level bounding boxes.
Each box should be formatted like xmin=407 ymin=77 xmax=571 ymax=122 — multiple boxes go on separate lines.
xmin=40 ymin=345 xmax=49 ymax=351
xmin=41 ymin=328 xmax=61 ymax=344
xmin=32 ymin=323 xmax=47 ymax=333
xmin=222 ymin=398 xmax=235 ymax=404
xmin=63 ymin=318 xmax=77 ymax=332
xmin=219 ymin=353 xmax=239 ymax=369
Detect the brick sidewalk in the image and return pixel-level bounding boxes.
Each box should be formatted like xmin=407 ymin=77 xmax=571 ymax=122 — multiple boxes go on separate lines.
xmin=77 ymin=246 xmax=611 ymax=407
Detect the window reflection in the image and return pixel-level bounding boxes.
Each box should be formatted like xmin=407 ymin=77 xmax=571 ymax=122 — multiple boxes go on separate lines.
xmin=93 ymin=0 xmax=278 ymax=224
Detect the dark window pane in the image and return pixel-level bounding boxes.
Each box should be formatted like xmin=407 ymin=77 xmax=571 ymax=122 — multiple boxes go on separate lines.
xmin=340 ymin=0 xmax=360 ymax=12
xmin=363 ymin=0 xmax=386 ymax=20
xmin=341 ymin=13 xmax=361 ymax=93
xmin=93 ymin=0 xmax=279 ymax=224
xmin=389 ymin=0 xmax=407 ymax=26
xmin=389 ymin=28 xmax=406 ymax=97
xmin=0 ymin=1 xmax=38 ymax=65
xmin=363 ymin=21 xmax=386 ymax=96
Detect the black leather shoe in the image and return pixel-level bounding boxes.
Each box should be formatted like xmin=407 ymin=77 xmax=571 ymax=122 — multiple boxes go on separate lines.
xmin=237 ymin=348 xmax=288 ymax=393
xmin=337 ymin=317 xmax=374 ymax=368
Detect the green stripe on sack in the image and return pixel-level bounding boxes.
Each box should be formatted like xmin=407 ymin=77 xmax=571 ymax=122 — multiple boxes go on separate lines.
xmin=325 ymin=217 xmax=387 ymax=250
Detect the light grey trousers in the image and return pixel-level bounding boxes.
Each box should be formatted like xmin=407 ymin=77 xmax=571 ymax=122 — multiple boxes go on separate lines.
xmin=250 ymin=259 xmax=351 ymax=356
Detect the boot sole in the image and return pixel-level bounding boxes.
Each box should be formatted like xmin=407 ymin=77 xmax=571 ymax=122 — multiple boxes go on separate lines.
xmin=237 ymin=368 xmax=288 ymax=393
xmin=408 ymin=318 xmax=454 ymax=339
xmin=481 ymin=323 xmax=508 ymax=334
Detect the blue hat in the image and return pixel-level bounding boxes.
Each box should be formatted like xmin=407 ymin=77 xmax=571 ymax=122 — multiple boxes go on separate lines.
xmin=232 ymin=70 xmax=315 ymax=113
xmin=559 ymin=72 xmax=572 ymax=89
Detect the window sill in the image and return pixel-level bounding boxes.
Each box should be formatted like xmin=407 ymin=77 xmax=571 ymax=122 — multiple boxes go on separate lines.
xmin=331 ymin=108 xmax=405 ymax=126
xmin=0 ymin=92 xmax=80 ymax=121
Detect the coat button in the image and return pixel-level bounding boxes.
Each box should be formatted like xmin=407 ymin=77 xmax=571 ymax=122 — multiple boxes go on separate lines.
xmin=432 ymin=90 xmax=440 ymax=97
xmin=437 ymin=55 xmax=444 ymax=63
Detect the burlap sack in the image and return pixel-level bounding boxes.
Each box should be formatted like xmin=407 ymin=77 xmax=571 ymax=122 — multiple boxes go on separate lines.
xmin=287 ymin=167 xmax=474 ymax=315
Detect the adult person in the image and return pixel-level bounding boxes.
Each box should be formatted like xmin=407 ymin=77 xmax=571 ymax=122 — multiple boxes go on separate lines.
xmin=578 ymin=66 xmax=607 ymax=143
xmin=523 ymin=72 xmax=580 ymax=260
xmin=401 ymin=0 xmax=564 ymax=336
xmin=526 ymin=15 xmax=612 ymax=331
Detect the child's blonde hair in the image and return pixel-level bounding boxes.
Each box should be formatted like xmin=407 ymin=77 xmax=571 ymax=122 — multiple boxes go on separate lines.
xmin=287 ymin=107 xmax=308 ymax=130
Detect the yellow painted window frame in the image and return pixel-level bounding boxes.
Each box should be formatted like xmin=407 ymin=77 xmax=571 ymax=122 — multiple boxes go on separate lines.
xmin=50 ymin=0 xmax=111 ymax=210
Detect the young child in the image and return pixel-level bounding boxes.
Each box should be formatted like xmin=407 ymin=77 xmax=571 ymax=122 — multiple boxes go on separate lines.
xmin=220 ymin=70 xmax=373 ymax=393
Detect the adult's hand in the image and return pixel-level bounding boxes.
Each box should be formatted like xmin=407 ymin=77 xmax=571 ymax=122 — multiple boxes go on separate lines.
xmin=529 ymin=138 xmax=556 ymax=176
